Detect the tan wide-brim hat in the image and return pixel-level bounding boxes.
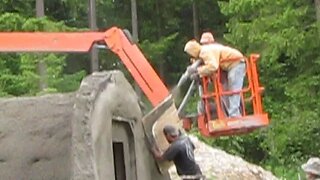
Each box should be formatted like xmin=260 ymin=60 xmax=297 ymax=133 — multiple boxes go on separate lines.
xmin=302 ymin=157 xmax=320 ymax=176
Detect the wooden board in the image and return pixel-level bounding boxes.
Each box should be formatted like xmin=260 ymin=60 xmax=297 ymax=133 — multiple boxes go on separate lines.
xmin=142 ymin=96 xmax=183 ymax=174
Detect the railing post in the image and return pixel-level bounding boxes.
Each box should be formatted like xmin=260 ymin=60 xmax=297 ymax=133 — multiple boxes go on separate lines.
xmin=249 ymin=54 xmax=263 ymax=114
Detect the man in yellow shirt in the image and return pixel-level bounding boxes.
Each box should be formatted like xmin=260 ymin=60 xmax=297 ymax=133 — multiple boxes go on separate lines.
xmin=184 ymin=32 xmax=246 ymax=118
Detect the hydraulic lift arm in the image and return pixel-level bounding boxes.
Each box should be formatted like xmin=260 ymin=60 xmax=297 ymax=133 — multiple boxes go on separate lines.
xmin=0 ymin=25 xmax=269 ymax=139
xmin=0 ymin=26 xmax=169 ymax=107
xmin=0 ymin=26 xmax=269 ymax=173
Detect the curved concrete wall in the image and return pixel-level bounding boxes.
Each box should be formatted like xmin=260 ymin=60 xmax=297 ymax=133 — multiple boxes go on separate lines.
xmin=72 ymin=71 xmax=169 ymax=180
xmin=0 ymin=94 xmax=73 ymax=180
xmin=0 ymin=70 xmax=169 ymax=180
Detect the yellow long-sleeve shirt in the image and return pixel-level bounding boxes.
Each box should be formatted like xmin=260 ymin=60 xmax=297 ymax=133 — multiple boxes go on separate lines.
xmin=197 ymin=43 xmax=244 ymax=77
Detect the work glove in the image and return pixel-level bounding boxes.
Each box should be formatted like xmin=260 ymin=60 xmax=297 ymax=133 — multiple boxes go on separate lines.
xmin=189 ymin=58 xmax=197 ymax=63
xmin=187 ymin=65 xmax=198 ymax=75
xmin=189 ymin=73 xmax=200 ymax=81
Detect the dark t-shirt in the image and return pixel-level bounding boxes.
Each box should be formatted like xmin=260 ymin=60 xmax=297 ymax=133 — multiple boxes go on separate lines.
xmin=163 ymin=136 xmax=202 ymax=176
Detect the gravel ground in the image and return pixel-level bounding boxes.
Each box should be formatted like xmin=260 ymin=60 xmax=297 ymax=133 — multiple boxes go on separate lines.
xmin=168 ymin=135 xmax=278 ymax=180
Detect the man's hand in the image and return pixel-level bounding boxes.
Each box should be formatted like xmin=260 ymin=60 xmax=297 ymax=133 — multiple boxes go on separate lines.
xmin=190 ymin=73 xmax=199 ymax=81
xmin=151 ymin=145 xmax=164 ymax=161
xmin=151 ymin=145 xmax=160 ymax=156
xmin=187 ymin=65 xmax=198 ymax=75
xmin=189 ymin=58 xmax=197 ymax=63
xmin=151 ymin=145 xmax=159 ymax=154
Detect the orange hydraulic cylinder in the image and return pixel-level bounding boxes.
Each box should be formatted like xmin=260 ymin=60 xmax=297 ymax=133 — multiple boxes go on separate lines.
xmin=104 ymin=27 xmax=169 ymax=107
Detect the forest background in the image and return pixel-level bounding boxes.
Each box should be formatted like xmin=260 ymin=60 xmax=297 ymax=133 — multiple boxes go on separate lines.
xmin=1 ymin=0 xmax=320 ymax=179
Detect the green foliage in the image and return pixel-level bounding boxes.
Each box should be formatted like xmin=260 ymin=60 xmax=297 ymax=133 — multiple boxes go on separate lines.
xmin=1 ymin=0 xmax=320 ymax=178
xmin=54 ymin=71 xmax=86 ymax=92
xmin=265 ymin=165 xmax=303 ymax=180
xmin=0 ymin=0 xmax=34 ymax=17
xmin=0 ymin=13 xmax=85 ymax=96
xmin=140 ymin=33 xmax=181 ymax=84
xmin=215 ymin=0 xmax=320 ymax=176
xmin=0 ymin=13 xmax=26 ymax=30
xmin=140 ymin=33 xmax=179 ymax=64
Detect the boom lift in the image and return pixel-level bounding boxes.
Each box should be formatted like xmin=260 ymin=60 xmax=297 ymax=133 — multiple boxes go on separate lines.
xmin=0 ymin=26 xmax=268 ymax=144
xmin=179 ymin=56 xmax=269 ymax=137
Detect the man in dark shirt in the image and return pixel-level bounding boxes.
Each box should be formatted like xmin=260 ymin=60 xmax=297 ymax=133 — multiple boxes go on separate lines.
xmin=151 ymin=125 xmax=203 ymax=180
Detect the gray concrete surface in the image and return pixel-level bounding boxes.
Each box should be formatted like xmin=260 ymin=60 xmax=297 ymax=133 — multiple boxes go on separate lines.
xmin=0 ymin=94 xmax=73 ymax=180
xmin=0 ymin=70 xmax=169 ymax=180
xmin=0 ymin=70 xmax=277 ymax=180
xmin=72 ymin=70 xmax=169 ymax=180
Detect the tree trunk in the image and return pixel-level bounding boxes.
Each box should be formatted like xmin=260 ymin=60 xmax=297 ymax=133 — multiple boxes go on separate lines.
xmin=131 ymin=0 xmax=139 ymax=43
xmin=88 ymin=0 xmax=99 ymax=72
xmin=155 ymin=0 xmax=165 ymax=80
xmin=36 ymin=0 xmax=44 ymax=17
xmin=315 ymin=0 xmax=320 ymax=22
xmin=155 ymin=0 xmax=162 ymax=38
xmin=36 ymin=0 xmax=47 ymax=90
xmin=130 ymin=0 xmax=142 ymax=98
xmin=192 ymin=0 xmax=200 ymax=40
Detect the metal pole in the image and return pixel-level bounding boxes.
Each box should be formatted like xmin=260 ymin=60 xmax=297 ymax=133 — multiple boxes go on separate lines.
xmin=177 ymin=80 xmax=197 ymax=116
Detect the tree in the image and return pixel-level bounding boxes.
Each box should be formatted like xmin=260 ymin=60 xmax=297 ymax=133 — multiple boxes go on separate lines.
xmin=0 ymin=13 xmax=85 ymax=96
xmin=315 ymin=0 xmax=320 ymax=35
xmin=192 ymin=0 xmax=199 ymax=40
xmin=130 ymin=0 xmax=142 ymax=98
xmin=36 ymin=0 xmax=47 ymax=90
xmin=131 ymin=0 xmax=138 ymax=42
xmin=316 ymin=0 xmax=320 ymax=22
xmin=88 ymin=0 xmax=99 ymax=72
xmin=218 ymin=0 xmax=320 ymax=177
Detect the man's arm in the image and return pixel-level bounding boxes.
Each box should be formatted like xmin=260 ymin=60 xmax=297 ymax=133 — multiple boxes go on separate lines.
xmin=151 ymin=144 xmax=179 ymax=161
xmin=151 ymin=145 xmax=165 ymax=161
xmin=197 ymin=47 xmax=219 ymax=77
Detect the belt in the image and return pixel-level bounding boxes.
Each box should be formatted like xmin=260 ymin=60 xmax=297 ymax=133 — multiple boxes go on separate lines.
xmin=220 ymin=56 xmax=244 ymax=63
xmin=180 ymin=174 xmax=206 ymax=179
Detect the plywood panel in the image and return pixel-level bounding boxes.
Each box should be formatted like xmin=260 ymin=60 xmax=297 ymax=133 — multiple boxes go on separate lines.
xmin=142 ymin=96 xmax=183 ymax=174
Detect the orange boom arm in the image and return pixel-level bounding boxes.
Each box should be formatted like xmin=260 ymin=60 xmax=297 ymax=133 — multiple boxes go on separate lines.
xmin=0 ymin=27 xmax=169 ymax=107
